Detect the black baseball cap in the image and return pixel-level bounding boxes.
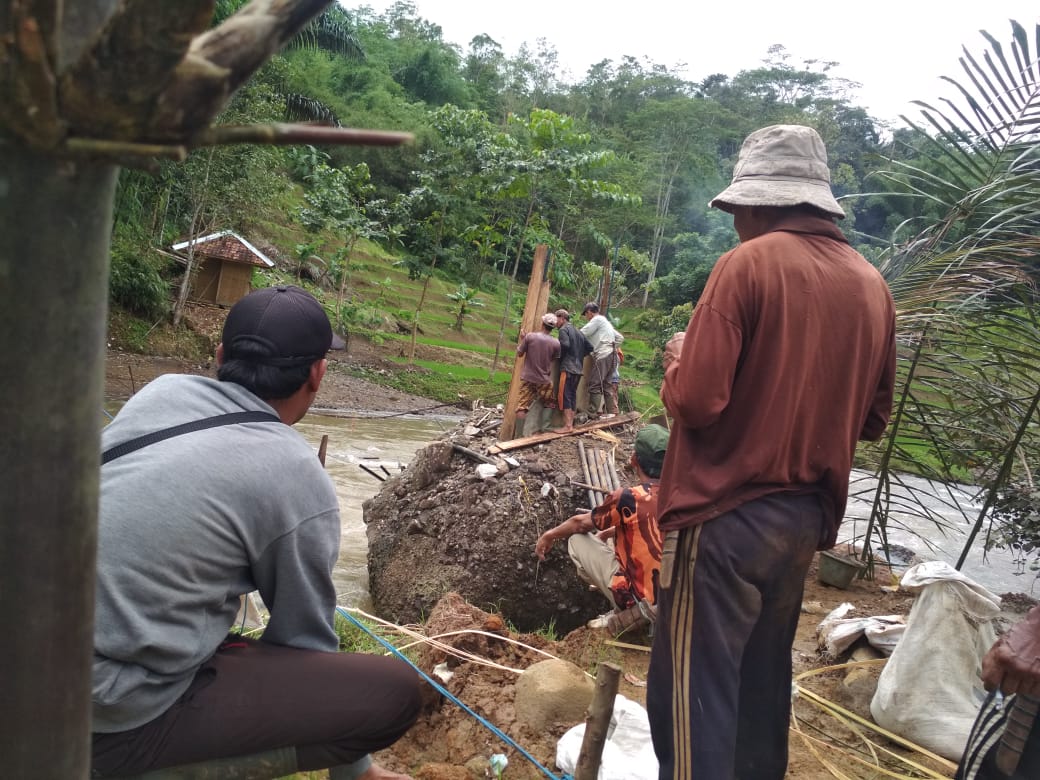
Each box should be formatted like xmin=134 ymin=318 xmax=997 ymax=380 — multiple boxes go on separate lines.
xmin=222 ymin=285 xmax=339 ymax=367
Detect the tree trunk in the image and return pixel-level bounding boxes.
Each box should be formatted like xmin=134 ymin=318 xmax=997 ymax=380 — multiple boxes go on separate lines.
xmin=0 ymin=146 xmax=119 ymax=777
xmin=642 ymin=157 xmax=680 ymax=308
xmin=489 ymin=199 xmax=534 ymax=378
xmin=408 ymin=269 xmax=434 ymax=364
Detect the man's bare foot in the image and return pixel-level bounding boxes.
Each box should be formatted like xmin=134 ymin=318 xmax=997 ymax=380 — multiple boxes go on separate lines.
xmin=358 ymin=762 xmax=413 ymax=780
xmin=551 ymin=426 xmax=574 ymax=433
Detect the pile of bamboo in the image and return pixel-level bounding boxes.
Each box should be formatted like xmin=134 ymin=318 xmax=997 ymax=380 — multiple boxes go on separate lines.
xmin=578 ymin=440 xmax=620 ymax=508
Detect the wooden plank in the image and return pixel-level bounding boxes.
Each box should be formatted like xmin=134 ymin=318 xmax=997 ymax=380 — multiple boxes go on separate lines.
xmin=487 ymin=410 xmax=639 ymax=454
xmin=500 ymin=244 xmax=551 ymax=441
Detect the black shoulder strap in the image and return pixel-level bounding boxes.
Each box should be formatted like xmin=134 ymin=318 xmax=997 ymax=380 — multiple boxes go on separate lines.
xmin=102 ymin=411 xmax=280 ymax=465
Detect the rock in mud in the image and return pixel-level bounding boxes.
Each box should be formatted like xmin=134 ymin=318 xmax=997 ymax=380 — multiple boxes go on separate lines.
xmin=513 ymin=659 xmax=593 ymax=733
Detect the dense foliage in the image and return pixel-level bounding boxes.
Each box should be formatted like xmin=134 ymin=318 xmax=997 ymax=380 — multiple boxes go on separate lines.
xmin=110 ymin=2 xmax=915 ymax=318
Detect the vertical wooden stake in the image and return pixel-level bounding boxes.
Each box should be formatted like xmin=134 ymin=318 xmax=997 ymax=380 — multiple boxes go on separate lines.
xmin=317 ymin=434 xmax=329 ymax=467
xmin=574 ymin=662 xmax=621 ymax=780
xmin=500 ymin=244 xmax=551 ymax=441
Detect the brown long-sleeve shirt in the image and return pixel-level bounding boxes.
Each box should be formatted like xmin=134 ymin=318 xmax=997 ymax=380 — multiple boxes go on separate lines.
xmin=659 ymin=213 xmax=896 ymax=548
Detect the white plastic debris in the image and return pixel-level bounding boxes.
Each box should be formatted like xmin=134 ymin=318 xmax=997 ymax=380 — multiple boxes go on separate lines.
xmin=489 ymin=754 xmax=508 ymax=779
xmin=816 ymin=601 xmax=906 ymax=656
xmin=475 ymin=463 xmax=498 ymax=480
xmin=557 ymin=695 xmax=658 ymax=780
xmin=432 ymin=662 xmax=454 ymax=682
xmin=541 ymin=482 xmax=556 ymax=498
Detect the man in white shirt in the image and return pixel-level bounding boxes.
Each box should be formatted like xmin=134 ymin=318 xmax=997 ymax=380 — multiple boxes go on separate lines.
xmin=580 ymin=301 xmax=623 ymax=418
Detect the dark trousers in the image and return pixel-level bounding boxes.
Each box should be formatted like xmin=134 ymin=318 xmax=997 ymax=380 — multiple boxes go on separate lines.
xmin=647 ymin=493 xmax=825 ymax=780
xmin=587 ymin=352 xmax=618 ymax=398
xmin=956 ymin=690 xmax=1040 ymax=780
xmin=92 ymin=637 xmax=421 ymax=776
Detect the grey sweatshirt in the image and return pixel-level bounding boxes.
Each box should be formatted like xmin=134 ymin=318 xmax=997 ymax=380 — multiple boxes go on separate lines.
xmin=93 ymin=374 xmax=341 ymax=732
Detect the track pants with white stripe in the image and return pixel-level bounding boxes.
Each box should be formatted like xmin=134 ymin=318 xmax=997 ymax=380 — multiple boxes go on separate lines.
xmin=647 ymin=492 xmax=826 ymax=780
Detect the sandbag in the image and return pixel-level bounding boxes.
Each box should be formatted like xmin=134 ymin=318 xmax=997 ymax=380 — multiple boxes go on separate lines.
xmin=816 ymin=601 xmax=906 ymax=657
xmin=870 ymin=561 xmax=1002 ymax=760
xmin=556 ymin=694 xmax=658 ymax=780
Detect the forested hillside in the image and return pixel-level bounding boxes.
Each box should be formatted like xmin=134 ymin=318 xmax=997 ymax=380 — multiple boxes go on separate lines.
xmin=110 ymin=0 xmax=934 ymax=333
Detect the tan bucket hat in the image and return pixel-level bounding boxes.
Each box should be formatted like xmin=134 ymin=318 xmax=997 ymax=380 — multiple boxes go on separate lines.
xmin=709 ymin=124 xmax=845 ymax=219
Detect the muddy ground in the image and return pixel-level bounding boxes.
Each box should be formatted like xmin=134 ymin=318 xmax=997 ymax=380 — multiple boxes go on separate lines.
xmin=103 ymin=336 xmax=1036 ymax=780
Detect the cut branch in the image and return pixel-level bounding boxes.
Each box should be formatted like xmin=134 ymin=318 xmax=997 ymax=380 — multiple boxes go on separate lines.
xmin=192 ymin=123 xmax=413 ymax=148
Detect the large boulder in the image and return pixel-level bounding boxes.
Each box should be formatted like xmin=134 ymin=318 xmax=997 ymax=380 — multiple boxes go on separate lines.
xmin=365 ymin=409 xmax=631 ymax=632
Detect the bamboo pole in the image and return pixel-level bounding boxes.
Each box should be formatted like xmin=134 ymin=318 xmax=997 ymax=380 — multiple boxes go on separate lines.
xmin=592 ymin=449 xmax=610 ymax=504
xmin=606 ymin=453 xmax=621 ymax=491
xmin=574 ymin=662 xmax=621 ymax=780
xmin=358 ymin=463 xmax=385 ymax=482
xmin=578 ymin=440 xmax=597 ymax=510
xmin=500 ymin=244 xmax=550 ymax=441
xmin=317 ymin=434 xmax=328 ymax=467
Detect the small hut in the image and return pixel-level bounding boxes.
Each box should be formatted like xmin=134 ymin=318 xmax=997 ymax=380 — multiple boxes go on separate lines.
xmin=171 ymin=230 xmax=275 ymax=306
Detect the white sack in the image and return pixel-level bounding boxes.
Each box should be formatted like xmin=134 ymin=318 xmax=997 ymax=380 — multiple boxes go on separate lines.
xmin=870 ymin=561 xmax=1001 ymax=761
xmin=818 ymin=614 xmax=905 ymax=656
xmin=556 ymin=694 xmax=658 ymax=780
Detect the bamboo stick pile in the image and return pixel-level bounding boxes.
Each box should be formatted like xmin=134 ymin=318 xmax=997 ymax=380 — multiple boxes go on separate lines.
xmin=577 ymin=440 xmax=620 ymax=508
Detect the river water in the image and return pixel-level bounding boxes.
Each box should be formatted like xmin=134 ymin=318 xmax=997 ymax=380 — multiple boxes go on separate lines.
xmin=294 ymin=412 xmax=457 ymax=608
xmin=103 ymin=405 xmax=1029 ymax=602
xmin=842 ymin=469 xmax=1027 ymax=595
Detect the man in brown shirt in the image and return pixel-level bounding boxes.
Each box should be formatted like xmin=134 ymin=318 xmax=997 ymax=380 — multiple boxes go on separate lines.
xmin=646 ymin=125 xmax=896 ymax=780
xmin=515 ymin=313 xmax=561 ymax=433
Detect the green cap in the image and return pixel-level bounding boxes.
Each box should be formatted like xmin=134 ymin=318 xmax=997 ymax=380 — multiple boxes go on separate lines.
xmin=634 ymin=424 xmax=670 ymax=477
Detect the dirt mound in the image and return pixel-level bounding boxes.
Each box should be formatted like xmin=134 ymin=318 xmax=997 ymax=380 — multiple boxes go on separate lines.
xmin=374 ymin=593 xmax=615 ymax=780
xmin=364 ymin=408 xmax=636 ymax=633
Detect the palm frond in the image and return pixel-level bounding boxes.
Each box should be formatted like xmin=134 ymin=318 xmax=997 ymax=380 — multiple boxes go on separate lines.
xmin=288 ymin=5 xmax=365 ymax=61
xmin=284 ymin=94 xmax=341 ymax=127
xmin=858 ymin=20 xmax=1040 ymax=572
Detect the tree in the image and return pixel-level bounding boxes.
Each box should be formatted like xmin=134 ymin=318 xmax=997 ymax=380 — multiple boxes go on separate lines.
xmin=0 ymin=2 xmax=408 ymax=773
xmin=298 ymin=160 xmax=380 ymax=328
xmin=392 ymin=104 xmax=509 ymax=361
xmin=623 ymin=97 xmax=718 ymax=306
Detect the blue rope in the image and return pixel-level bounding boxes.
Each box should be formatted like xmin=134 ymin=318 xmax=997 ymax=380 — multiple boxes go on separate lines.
xmin=336 ymin=606 xmax=571 ymax=780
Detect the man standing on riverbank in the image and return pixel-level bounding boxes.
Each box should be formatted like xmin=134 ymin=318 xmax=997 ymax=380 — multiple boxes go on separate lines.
xmin=552 ymin=308 xmax=589 ymax=432
xmin=515 ymin=312 xmax=561 ymax=434
xmin=92 ymin=286 xmax=419 ymax=780
xmin=580 ymin=301 xmax=623 ymax=419
xmin=648 ymin=125 xmax=897 ymax=779
xmin=535 ymin=424 xmax=669 ymax=635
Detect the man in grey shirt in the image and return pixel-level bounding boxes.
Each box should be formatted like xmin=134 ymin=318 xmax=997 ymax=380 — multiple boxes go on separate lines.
xmin=92 ymin=286 xmax=419 ymax=779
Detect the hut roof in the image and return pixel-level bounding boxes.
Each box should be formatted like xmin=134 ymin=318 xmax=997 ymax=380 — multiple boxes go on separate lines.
xmin=171 ymin=230 xmax=275 ymax=269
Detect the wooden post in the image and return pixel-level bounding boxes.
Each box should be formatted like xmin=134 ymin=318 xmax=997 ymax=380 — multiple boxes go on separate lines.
xmin=317 ymin=434 xmax=329 ymax=467
xmin=500 ymin=244 xmax=551 ymax=441
xmin=599 ymin=247 xmax=613 ymax=315
xmin=574 ymin=662 xmax=621 ymax=780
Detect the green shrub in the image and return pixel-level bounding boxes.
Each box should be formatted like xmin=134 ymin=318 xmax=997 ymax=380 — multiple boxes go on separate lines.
xmin=109 ymin=241 xmax=170 ymax=320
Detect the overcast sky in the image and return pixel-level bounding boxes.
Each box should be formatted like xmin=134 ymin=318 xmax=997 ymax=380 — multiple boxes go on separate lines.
xmin=350 ymin=1 xmax=1039 ymax=125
